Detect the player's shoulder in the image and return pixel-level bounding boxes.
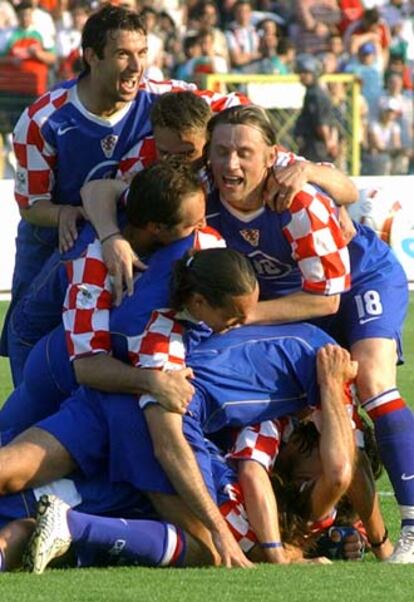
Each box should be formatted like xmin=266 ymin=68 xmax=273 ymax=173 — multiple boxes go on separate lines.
xmin=138 ymin=77 xmax=197 ymax=95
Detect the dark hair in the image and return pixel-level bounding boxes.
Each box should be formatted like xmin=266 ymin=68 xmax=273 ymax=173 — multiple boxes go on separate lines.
xmin=81 ymin=3 xmax=146 ymax=73
xmin=16 ymin=1 xmax=33 ymax=11
xmin=206 ymin=105 xmax=277 ymax=152
xmin=362 ymin=8 xmax=380 ymax=27
xmin=170 ymin=248 xmax=257 ymax=310
xmin=126 ymin=159 xmax=203 ymax=228
xmin=150 ymin=91 xmax=211 ymax=135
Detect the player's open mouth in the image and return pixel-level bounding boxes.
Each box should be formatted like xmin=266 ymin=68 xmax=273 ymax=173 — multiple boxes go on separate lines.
xmin=120 ymin=77 xmax=138 ymax=93
xmin=222 ymin=176 xmax=243 ymax=187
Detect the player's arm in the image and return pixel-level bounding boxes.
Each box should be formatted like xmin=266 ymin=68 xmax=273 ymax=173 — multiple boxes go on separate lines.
xmin=345 ymin=449 xmax=393 ymax=560
xmin=145 ymin=404 xmax=253 ymax=568
xmin=310 ymin=344 xmax=357 ymax=521
xmin=81 ymin=179 xmax=145 ymax=304
xmin=74 ymin=355 xmax=194 ymax=415
xmin=238 ymin=460 xmax=288 ymax=563
xmin=265 ymin=155 xmax=359 ymax=213
xmin=14 ymin=112 xmax=84 ymax=251
xmin=248 ymin=188 xmax=349 ymax=325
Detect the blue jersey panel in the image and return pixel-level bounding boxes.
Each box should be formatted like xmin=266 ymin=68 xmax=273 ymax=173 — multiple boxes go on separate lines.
xmin=187 ymin=323 xmax=333 ymax=432
xmin=206 ymin=190 xmax=302 ymax=300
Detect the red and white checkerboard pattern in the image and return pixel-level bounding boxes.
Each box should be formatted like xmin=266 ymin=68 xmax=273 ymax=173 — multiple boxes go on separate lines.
xmin=228 ymin=420 xmax=286 ymax=472
xmin=14 ymin=88 xmax=68 ymax=208
xmin=115 ymin=136 xmax=157 ymax=180
xmin=139 ymin=78 xmax=249 ymax=111
xmin=63 ymin=239 xmax=113 ymax=361
xmin=219 ymin=481 xmax=257 ymax=553
xmin=283 ymin=185 xmax=351 ymax=295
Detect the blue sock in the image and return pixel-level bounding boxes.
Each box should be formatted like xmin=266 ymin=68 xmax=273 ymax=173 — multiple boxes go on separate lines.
xmin=365 ymin=391 xmax=414 ymax=527
xmin=67 ymin=512 xmax=187 ymax=567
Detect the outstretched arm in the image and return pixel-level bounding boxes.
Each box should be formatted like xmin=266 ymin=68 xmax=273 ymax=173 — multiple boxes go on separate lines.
xmin=145 ymin=405 xmax=253 ymax=568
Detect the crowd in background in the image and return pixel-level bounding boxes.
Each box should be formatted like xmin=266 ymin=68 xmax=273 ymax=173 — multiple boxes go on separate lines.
xmin=0 ymin=0 xmax=413 ymax=175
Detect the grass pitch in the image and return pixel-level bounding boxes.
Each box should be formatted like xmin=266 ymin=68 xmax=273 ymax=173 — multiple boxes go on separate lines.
xmin=0 ymin=298 xmax=414 ymax=601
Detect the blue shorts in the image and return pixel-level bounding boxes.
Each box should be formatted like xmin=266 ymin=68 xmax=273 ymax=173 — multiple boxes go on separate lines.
xmin=0 ymin=429 xmax=149 ymax=528
xmin=37 ymin=388 xmax=217 ymax=501
xmin=0 ymin=327 xmax=76 ymax=434
xmin=319 ymin=256 xmax=408 ymax=361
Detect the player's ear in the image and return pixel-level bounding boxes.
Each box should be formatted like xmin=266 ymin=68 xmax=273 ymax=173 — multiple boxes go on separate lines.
xmin=83 ymin=47 xmax=98 ymax=69
xmin=266 ymin=144 xmax=278 ymax=168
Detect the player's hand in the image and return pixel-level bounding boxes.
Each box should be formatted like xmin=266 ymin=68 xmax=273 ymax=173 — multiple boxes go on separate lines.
xmin=148 ymin=368 xmax=195 ymax=415
xmin=317 ymin=344 xmax=358 ymax=387
xmin=212 ymin=527 xmax=255 ymax=568
xmin=338 ymin=206 xmax=356 ymax=244
xmin=58 ymin=205 xmax=86 ymax=253
xmin=342 ymin=532 xmax=365 ymax=560
xmin=101 ymin=235 xmax=147 ymax=306
xmin=264 ymin=162 xmax=309 ymax=213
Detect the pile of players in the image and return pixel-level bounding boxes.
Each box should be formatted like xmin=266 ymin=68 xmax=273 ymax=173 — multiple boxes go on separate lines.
xmin=0 ymin=3 xmax=413 ymax=573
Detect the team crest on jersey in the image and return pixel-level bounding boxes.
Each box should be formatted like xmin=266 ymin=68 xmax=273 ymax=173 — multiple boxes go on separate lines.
xmin=240 ymin=229 xmax=260 ymax=247
xmin=100 ymin=134 xmax=119 ymax=158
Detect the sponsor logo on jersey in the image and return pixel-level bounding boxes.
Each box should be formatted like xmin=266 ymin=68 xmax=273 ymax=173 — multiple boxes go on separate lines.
xmin=57 ymin=125 xmax=78 ymax=136
xmin=101 ymin=134 xmax=119 ymax=158
xmin=248 ymin=250 xmax=292 ymax=279
xmin=240 ymin=229 xmax=260 ymax=247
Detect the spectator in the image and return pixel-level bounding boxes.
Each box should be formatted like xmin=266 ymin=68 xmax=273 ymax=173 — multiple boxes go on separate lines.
xmin=0 ymin=0 xmax=17 ymax=53
xmin=0 ymin=0 xmax=56 ymax=96
xmin=173 ymin=34 xmax=201 ymax=81
xmin=157 ymin=10 xmax=181 ymax=78
xmin=56 ymin=1 xmax=90 ymax=81
xmin=365 ymin=97 xmax=409 ymax=174
xmin=379 ymin=71 xmax=413 ymax=149
xmin=290 ymin=0 xmax=341 ymax=55
xmin=191 ymin=29 xmax=228 ymax=83
xmin=328 ymin=33 xmax=350 ymax=70
xmin=337 ymin=0 xmax=364 ymax=35
xmin=294 ymin=54 xmax=338 ymax=162
xmin=344 ymin=42 xmax=383 ymax=120
xmin=30 ymin=0 xmax=57 ymax=50
xmin=345 ymin=7 xmax=391 ymax=67
xmin=141 ymin=6 xmax=164 ymax=80
xmin=225 ymin=0 xmax=261 ymax=72
xmin=385 ymin=52 xmax=413 ymax=90
xmin=193 ymin=1 xmax=229 ymax=62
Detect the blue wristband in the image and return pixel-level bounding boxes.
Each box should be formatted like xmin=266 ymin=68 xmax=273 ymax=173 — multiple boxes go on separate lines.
xmin=259 ymin=542 xmax=283 ymax=549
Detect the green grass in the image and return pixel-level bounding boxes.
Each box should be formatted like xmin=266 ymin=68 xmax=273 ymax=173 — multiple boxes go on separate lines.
xmin=0 ymin=299 xmax=414 ymax=600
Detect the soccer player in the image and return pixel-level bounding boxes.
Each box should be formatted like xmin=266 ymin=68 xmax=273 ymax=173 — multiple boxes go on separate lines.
xmin=1 ymin=3 xmax=246 ymax=371
xmin=0 ymin=159 xmax=224 ymax=430
xmin=203 ymin=105 xmax=414 ymax=562
xmin=84 ymin=90 xmax=359 ymax=299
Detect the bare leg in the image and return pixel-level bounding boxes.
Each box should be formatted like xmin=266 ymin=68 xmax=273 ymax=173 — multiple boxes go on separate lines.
xmin=0 ymin=519 xmax=35 ymax=571
xmin=0 ymin=427 xmax=76 ymax=495
xmin=148 ymin=492 xmax=220 ymax=566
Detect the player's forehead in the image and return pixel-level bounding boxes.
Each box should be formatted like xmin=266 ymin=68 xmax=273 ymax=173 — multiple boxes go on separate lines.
xmin=104 ymin=28 xmax=147 ymax=53
xmin=211 ymin=123 xmax=267 ymax=149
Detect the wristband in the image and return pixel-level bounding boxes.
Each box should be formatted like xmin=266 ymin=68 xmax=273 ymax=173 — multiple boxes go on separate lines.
xmin=100 ymin=231 xmax=121 ymax=244
xmin=369 ymin=528 xmax=388 ymax=549
xmin=259 ymin=542 xmax=283 ymax=549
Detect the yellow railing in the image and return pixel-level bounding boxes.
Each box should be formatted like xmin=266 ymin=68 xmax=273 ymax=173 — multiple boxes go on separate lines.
xmin=202 ymin=73 xmax=361 ymax=175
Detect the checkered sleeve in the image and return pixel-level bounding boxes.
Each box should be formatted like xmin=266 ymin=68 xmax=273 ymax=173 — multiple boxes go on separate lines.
xmin=227 ymin=420 xmax=284 ymax=472
xmin=13 ymin=89 xmax=68 ymax=209
xmin=115 ymin=135 xmax=157 ymax=181
xmin=194 ymin=225 xmax=226 ymax=249
xmin=194 ymin=89 xmax=250 ymax=111
xmin=62 ymin=239 xmax=113 ymax=361
xmin=283 ymin=185 xmax=351 ymax=295
xmin=219 ymin=481 xmax=257 ymax=553
xmin=132 ymin=310 xmax=187 ymax=409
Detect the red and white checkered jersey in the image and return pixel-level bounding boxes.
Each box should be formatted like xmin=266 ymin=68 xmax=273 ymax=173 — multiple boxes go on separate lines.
xmin=227 ymin=418 xmax=293 ymax=473
xmin=13 ymin=77 xmax=248 ymax=210
xmin=115 ymin=136 xmax=157 ymax=181
xmin=283 ymin=184 xmax=351 ymax=295
xmin=63 ymin=226 xmax=225 ymax=361
xmin=219 ymin=481 xmax=257 ymax=553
